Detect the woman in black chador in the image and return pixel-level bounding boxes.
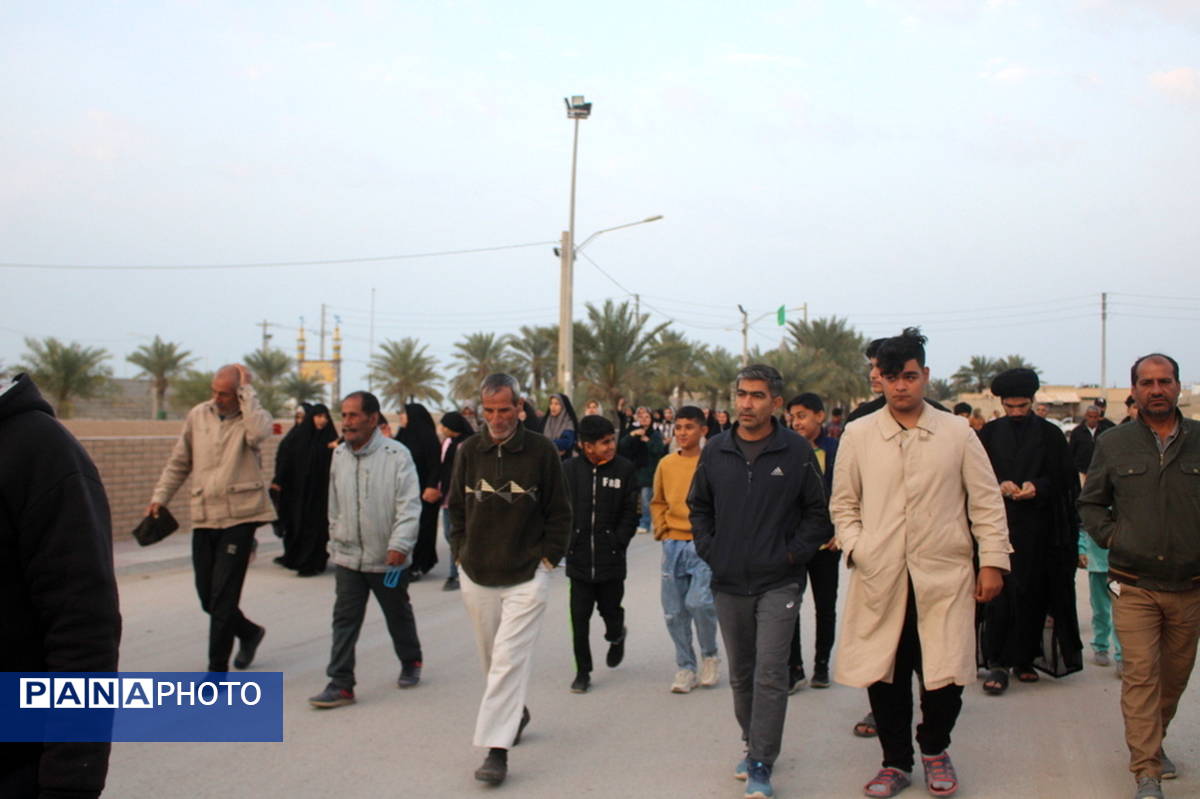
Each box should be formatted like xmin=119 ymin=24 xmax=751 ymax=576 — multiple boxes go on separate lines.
xmin=396 ymin=402 xmax=442 ymax=579
xmin=276 ymin=403 xmax=338 ymax=576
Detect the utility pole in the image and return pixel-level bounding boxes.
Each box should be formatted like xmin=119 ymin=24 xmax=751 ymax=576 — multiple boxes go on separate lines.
xmin=738 ymin=304 xmax=749 ymax=366
xmin=634 ymin=293 xmax=640 ymax=319
xmin=319 ymin=303 xmax=327 ymax=361
xmin=1100 ymin=292 xmax=1108 ymax=389
xmin=368 ymin=288 xmax=376 ymax=392
xmin=259 ymin=319 xmax=272 ymax=353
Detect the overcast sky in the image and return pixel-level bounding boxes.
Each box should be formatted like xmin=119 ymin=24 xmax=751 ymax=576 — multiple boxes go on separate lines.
xmin=3 ymin=0 xmax=1198 ymax=396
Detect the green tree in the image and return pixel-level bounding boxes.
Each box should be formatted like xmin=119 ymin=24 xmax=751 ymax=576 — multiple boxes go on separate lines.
xmin=369 ymin=338 xmax=444 ymax=408
xmin=647 ymin=329 xmax=701 ymax=408
xmin=19 ymin=337 xmax=112 ymax=418
xmin=171 ymin=369 xmax=217 ymax=411
xmin=952 ymin=355 xmax=1001 ymax=394
xmin=509 ymin=325 xmax=557 ymax=406
xmin=785 ymin=316 xmax=870 ymax=411
xmin=928 ymin=378 xmax=956 ymax=402
xmin=578 ymin=299 xmax=668 ymax=409
xmin=449 ymin=332 xmax=514 ymax=403
xmin=280 ymin=371 xmax=327 ymax=405
xmin=994 ymin=354 xmax=1040 ymax=375
xmin=243 ymin=348 xmax=295 ymax=417
xmin=126 ymin=336 xmax=195 ymax=419
xmin=697 ymin=346 xmax=741 ymax=409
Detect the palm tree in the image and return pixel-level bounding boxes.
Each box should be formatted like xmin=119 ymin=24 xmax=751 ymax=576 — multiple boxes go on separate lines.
xmin=243 ymin=348 xmax=294 ymax=386
xmin=578 ymin=299 xmax=668 ymax=409
xmin=952 ymin=356 xmax=1001 ymax=394
xmin=126 ymin=336 xmax=195 ymax=419
xmin=280 ymin=371 xmax=327 ymax=405
xmin=449 ymin=332 xmax=514 ymax=402
xmin=697 ymin=346 xmax=741 ymax=409
xmin=647 ymin=329 xmax=701 ymax=408
xmin=171 ymin=369 xmax=217 ymax=412
xmin=509 ymin=325 xmax=557 ymax=405
xmin=369 ymin=338 xmax=443 ymax=408
xmin=19 ymin=337 xmax=112 ymax=418
xmin=785 ymin=316 xmax=870 ymax=410
xmin=994 ymin=354 xmax=1040 ymax=374
xmin=927 ymin=378 xmax=956 ymax=402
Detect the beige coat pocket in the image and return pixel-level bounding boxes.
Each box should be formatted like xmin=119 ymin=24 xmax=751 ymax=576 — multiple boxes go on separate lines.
xmin=227 ymin=481 xmax=268 ymax=518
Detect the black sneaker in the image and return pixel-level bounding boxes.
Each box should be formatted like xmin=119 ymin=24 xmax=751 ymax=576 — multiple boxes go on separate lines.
xmin=442 ymin=577 xmax=460 ymax=591
xmin=397 ymin=661 xmax=422 ymax=688
xmin=308 ymin=683 xmax=355 ymax=709
xmin=570 ymin=672 xmax=591 ymax=693
xmin=811 ymin=663 xmax=831 ymax=689
xmin=233 ymin=625 xmax=265 ymax=669
xmin=788 ymin=665 xmax=806 ymax=694
xmin=513 ymin=706 xmax=531 ymax=746
xmin=475 ymin=748 xmax=507 ymax=785
xmin=606 ymin=626 xmax=627 ymax=668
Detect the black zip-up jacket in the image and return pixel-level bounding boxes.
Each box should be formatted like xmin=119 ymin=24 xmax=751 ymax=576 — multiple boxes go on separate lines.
xmin=689 ymin=419 xmax=832 ymax=596
xmin=563 ymin=454 xmax=639 ymax=583
xmin=1079 ymin=412 xmax=1200 ymax=591
xmin=448 ymin=422 xmax=571 ymax=586
xmin=0 ymin=375 xmax=122 ymax=798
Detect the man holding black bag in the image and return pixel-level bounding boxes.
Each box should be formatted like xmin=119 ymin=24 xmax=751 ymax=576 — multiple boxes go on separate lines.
xmin=148 ymin=363 xmax=274 ymax=673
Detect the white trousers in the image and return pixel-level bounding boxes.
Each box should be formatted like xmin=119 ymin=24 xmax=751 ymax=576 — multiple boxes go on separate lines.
xmin=460 ymin=567 xmax=551 ymax=748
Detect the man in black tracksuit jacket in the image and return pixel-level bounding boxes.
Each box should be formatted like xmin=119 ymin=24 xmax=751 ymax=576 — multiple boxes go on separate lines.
xmin=563 ymin=415 xmax=639 ymax=693
xmin=0 ymin=375 xmax=122 ymax=799
xmin=688 ymin=365 xmax=831 ymax=796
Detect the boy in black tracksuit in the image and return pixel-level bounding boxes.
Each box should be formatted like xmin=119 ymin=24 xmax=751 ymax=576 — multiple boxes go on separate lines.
xmin=563 ymin=414 xmax=639 ymax=693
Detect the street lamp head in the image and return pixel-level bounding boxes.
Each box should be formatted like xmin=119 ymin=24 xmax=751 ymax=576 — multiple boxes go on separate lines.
xmin=643 ymin=215 xmax=664 ymax=223
xmin=564 ymin=95 xmax=592 ymax=119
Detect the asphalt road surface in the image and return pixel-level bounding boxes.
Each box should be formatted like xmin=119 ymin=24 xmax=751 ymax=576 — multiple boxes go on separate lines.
xmin=106 ymin=531 xmax=1198 ymax=798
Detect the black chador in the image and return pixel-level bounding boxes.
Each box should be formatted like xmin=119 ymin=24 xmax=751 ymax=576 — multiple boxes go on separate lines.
xmin=978 ymin=410 xmax=1083 ymax=677
xmin=276 ymin=403 xmax=337 ymax=576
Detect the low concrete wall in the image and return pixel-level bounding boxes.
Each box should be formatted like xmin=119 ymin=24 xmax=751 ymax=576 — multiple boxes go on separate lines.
xmin=79 ymin=433 xmax=284 ymax=540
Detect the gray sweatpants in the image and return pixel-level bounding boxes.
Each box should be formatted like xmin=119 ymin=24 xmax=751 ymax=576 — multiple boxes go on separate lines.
xmin=714 ymin=583 xmax=802 ymax=766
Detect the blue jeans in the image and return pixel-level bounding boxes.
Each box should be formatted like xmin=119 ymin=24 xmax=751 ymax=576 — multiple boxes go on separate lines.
xmin=661 ymin=539 xmax=719 ymax=671
xmin=1089 ymin=571 xmax=1121 ymax=660
xmin=639 ymin=486 xmax=652 ymax=530
xmin=441 ymin=508 xmax=458 ymax=580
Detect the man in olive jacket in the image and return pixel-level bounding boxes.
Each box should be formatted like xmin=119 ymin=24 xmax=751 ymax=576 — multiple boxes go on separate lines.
xmin=448 ymin=373 xmax=571 ymax=786
xmin=1079 ymin=353 xmax=1200 ymax=799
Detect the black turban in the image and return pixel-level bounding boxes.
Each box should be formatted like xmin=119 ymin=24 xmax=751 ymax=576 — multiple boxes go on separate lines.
xmin=991 ymin=368 xmax=1040 ymax=399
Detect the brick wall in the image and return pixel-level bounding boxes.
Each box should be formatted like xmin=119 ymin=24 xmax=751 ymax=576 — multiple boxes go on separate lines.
xmin=79 ymin=434 xmax=284 ymax=539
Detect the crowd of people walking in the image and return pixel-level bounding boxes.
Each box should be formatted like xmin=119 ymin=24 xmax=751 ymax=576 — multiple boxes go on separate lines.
xmin=6 ymin=327 xmax=1197 ymax=799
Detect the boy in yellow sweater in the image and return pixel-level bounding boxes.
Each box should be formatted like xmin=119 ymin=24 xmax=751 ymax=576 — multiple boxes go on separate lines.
xmin=651 ymin=405 xmax=720 ymax=693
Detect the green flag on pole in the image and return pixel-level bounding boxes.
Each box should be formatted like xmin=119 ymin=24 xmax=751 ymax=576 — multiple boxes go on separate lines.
xmin=776 ymin=305 xmax=786 ymax=326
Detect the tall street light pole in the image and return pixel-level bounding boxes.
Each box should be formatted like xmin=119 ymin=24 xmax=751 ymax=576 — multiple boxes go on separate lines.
xmin=558 ymin=95 xmax=592 ymax=397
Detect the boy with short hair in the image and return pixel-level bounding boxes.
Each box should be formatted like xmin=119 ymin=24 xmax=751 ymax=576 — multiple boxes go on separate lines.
xmin=563 ymin=415 xmax=640 ymax=693
xmin=651 ymin=405 xmax=721 ymax=693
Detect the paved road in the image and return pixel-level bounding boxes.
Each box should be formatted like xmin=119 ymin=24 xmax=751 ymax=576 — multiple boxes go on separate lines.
xmin=106 ymin=531 xmax=1198 ymax=798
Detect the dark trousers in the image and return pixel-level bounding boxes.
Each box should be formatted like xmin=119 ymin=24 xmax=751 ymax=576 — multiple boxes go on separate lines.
xmin=867 ymin=579 xmax=964 ymax=773
xmin=569 ymin=577 xmax=625 ymax=674
xmin=790 ymin=548 xmax=840 ymax=670
xmin=327 ymin=565 xmax=423 ymax=690
xmin=715 ymin=583 xmax=801 ymax=767
xmin=193 ymin=524 xmax=259 ymax=670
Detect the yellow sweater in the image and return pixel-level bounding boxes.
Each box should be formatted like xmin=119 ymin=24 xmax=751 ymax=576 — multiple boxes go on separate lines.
xmin=650 ymin=451 xmax=700 ymax=541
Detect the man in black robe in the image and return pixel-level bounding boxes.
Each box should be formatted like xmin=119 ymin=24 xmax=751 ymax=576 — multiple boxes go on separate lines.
xmin=978 ymin=368 xmax=1083 ymax=693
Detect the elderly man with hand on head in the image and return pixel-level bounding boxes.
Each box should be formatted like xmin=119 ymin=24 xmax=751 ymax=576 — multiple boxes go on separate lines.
xmin=148 ymin=363 xmax=274 ymax=673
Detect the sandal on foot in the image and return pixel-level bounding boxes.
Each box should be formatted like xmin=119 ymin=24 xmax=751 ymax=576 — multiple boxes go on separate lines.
xmin=853 ymin=712 xmax=878 ymax=738
xmin=921 ymin=751 xmax=959 ymax=797
xmin=1015 ymin=666 xmax=1040 ymax=683
xmin=982 ymin=667 xmax=1009 ymax=695
xmin=864 ymin=767 xmax=911 ymax=797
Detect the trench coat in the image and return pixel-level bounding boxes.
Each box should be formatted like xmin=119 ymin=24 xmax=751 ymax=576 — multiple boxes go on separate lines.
xmin=831 ymin=405 xmax=1011 ymax=690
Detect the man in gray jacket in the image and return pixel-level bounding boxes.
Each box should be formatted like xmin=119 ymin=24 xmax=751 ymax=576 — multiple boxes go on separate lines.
xmin=149 ymin=363 xmax=274 ymax=672
xmin=309 ymin=390 xmax=424 ymax=708
xmin=1080 ymin=353 xmax=1200 ymax=799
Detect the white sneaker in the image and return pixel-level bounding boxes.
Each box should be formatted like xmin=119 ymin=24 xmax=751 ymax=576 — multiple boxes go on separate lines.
xmin=671 ymin=669 xmax=698 ymax=693
xmin=699 ymin=656 xmax=721 ymax=687
xmin=1094 ymin=651 xmax=1111 ymax=667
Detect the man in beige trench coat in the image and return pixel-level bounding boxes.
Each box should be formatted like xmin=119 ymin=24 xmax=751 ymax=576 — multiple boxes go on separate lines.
xmin=831 ymin=329 xmax=1011 ymax=798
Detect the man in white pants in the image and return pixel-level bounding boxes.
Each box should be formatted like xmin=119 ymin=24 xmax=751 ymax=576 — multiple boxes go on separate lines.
xmin=448 ymin=373 xmax=571 ymax=785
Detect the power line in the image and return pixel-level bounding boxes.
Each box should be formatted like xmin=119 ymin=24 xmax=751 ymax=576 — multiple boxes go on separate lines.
xmin=0 ymin=240 xmax=557 ymax=271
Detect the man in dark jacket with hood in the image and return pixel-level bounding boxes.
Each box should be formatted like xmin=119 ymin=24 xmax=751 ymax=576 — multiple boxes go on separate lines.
xmin=563 ymin=414 xmax=639 ymax=694
xmin=689 ymin=364 xmax=831 ymax=799
xmin=0 ymin=374 xmax=122 ymax=798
